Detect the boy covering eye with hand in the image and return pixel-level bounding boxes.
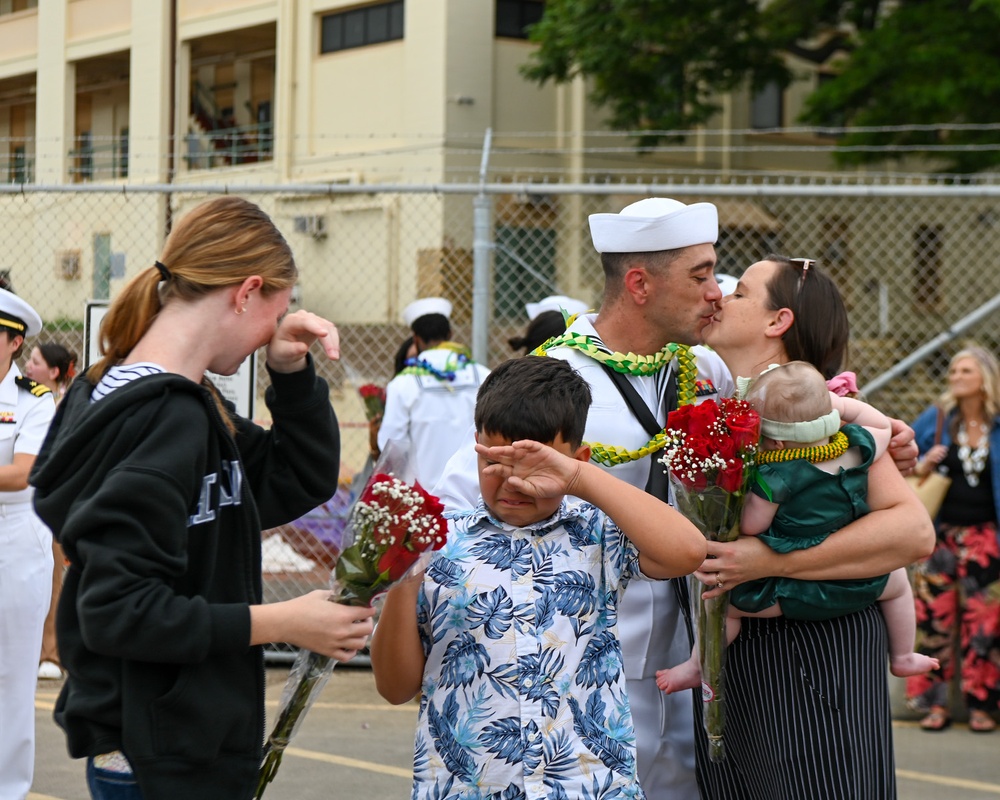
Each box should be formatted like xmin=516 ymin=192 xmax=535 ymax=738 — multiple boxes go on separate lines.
xmin=371 ymin=356 xmax=705 ymax=799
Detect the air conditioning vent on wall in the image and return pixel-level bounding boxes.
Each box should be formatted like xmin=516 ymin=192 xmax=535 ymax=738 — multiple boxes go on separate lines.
xmin=293 ymin=215 xmax=327 ymax=240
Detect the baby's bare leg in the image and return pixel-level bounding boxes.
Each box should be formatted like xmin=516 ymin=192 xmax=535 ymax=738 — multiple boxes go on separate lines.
xmin=656 ymin=610 xmax=759 ymax=694
xmin=880 ymin=568 xmax=939 ymax=677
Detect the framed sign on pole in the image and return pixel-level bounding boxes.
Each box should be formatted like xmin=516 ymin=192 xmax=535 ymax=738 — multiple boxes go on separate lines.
xmin=84 ymin=300 xmax=256 ymax=419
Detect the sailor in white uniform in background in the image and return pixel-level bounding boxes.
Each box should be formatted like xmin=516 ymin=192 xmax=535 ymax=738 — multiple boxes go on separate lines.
xmin=0 ymin=288 xmax=56 ymax=800
xmin=378 ymin=297 xmax=489 ymax=489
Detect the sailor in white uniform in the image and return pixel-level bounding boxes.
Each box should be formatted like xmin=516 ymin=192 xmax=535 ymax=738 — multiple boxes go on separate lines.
xmin=0 ymin=288 xmax=56 ymax=800
xmin=378 ymin=297 xmax=489 ymax=489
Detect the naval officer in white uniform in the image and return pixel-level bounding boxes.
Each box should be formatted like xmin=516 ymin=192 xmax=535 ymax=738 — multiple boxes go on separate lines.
xmin=0 ymin=288 xmax=56 ymax=800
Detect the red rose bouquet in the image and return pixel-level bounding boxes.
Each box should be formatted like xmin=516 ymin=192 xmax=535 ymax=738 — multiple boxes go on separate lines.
xmin=358 ymin=383 xmax=386 ymax=422
xmin=658 ymin=398 xmax=760 ymax=763
xmin=255 ymin=443 xmax=447 ymax=798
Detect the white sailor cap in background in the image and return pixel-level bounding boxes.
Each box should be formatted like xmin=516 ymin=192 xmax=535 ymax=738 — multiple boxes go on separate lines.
xmin=589 ymin=197 xmax=719 ymax=254
xmin=403 ymin=296 xmax=452 ymax=327
xmin=525 ymin=295 xmax=590 ymax=321
xmin=0 ymin=288 xmax=42 ymax=337
xmin=716 ymin=274 xmax=738 ymax=297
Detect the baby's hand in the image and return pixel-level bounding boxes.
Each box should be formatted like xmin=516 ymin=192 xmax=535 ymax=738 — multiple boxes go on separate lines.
xmin=475 ymin=440 xmax=583 ymax=498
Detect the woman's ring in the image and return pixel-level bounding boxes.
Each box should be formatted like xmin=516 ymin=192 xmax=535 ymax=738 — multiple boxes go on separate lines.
xmin=716 ymin=579 xmax=724 ymax=589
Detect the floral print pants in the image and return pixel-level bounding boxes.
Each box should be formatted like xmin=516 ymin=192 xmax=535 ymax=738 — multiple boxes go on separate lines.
xmin=906 ymin=520 xmax=1000 ymax=713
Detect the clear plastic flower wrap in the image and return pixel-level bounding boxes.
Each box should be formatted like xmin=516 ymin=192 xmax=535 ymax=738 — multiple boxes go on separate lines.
xmin=659 ymin=398 xmax=760 ymax=763
xmin=255 ymin=440 xmax=447 ymax=797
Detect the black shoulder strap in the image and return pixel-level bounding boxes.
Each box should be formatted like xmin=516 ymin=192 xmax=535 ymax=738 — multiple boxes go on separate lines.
xmin=597 ymin=363 xmax=663 ymax=439
xmin=596 ymin=362 xmax=678 ymax=498
xmin=598 ymin=362 xmax=695 ymax=646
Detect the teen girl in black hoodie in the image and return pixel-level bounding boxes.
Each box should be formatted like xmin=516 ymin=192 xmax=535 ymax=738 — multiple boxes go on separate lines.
xmin=31 ymin=197 xmax=375 ymax=800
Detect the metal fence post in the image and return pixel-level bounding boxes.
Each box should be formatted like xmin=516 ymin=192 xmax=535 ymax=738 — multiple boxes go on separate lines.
xmin=472 ymin=129 xmax=493 ymax=365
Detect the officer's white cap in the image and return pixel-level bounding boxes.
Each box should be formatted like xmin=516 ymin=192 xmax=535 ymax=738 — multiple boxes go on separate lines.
xmin=403 ymin=297 xmax=452 ymax=327
xmin=588 ymin=197 xmax=719 ymax=254
xmin=525 ymin=295 xmax=590 ymax=321
xmin=0 ymin=288 xmax=42 ymax=337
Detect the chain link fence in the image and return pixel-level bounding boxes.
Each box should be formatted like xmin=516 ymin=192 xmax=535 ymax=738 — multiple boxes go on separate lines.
xmin=3 ymin=178 xmax=998 ymax=652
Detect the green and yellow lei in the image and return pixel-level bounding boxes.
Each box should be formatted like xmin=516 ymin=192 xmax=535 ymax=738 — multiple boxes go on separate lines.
xmin=534 ymin=332 xmax=697 ymax=466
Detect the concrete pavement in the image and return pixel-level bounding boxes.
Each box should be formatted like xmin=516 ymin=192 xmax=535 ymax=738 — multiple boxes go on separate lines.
xmin=30 ymin=666 xmax=1000 ymax=800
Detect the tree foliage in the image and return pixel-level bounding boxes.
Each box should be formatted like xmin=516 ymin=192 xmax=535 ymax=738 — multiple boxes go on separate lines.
xmin=522 ymin=0 xmax=1000 ymax=172
xmin=798 ymin=0 xmax=1000 ymax=172
xmin=521 ymin=0 xmax=790 ymax=142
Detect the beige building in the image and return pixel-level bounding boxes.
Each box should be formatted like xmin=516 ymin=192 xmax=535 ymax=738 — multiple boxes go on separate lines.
xmin=0 ymin=0 xmax=857 ymax=185
xmin=0 ymin=0 xmax=962 ymax=335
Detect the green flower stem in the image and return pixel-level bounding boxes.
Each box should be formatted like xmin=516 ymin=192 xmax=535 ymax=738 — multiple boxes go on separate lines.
xmin=672 ymin=482 xmax=744 ymax=764
xmin=254 ymin=650 xmax=336 ymax=799
xmin=254 ymin=545 xmax=378 ymax=800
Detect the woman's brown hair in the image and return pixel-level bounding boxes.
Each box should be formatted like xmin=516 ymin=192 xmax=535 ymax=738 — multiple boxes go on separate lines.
xmin=762 ymin=254 xmax=849 ymax=380
xmin=88 ymin=196 xmax=296 ymax=382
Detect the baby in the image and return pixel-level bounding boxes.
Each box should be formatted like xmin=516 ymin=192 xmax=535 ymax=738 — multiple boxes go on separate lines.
xmin=658 ymin=361 xmax=938 ymax=694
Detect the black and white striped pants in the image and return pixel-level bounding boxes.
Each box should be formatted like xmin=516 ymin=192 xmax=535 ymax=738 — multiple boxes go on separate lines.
xmin=694 ymin=605 xmax=896 ymax=800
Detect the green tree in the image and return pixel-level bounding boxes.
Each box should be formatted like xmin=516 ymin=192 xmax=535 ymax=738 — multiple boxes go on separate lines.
xmin=523 ymin=0 xmax=1000 ymax=172
xmin=798 ymin=0 xmax=1000 ymax=172
xmin=521 ymin=0 xmax=790 ymax=143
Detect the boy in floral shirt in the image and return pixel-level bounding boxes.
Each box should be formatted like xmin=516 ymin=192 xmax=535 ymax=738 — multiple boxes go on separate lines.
xmin=371 ymin=356 xmax=705 ymax=800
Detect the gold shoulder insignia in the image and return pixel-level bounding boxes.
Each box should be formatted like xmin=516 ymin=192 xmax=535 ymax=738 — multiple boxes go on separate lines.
xmin=15 ymin=376 xmax=52 ymax=397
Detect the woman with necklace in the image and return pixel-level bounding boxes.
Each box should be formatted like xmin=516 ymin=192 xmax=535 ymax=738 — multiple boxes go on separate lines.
xmin=696 ymin=254 xmax=933 ymax=799
xmin=907 ymin=345 xmax=1000 ymax=733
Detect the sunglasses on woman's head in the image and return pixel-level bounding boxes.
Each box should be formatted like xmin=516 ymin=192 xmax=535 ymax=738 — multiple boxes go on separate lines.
xmin=790 ymin=258 xmax=816 ymax=295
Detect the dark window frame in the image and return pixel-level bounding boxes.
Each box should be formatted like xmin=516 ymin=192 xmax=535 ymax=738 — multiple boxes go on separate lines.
xmin=750 ymin=81 xmax=783 ymax=130
xmin=913 ymin=224 xmax=944 ymax=309
xmin=320 ymin=1 xmax=404 ymax=55
xmin=496 ymin=0 xmax=544 ymax=40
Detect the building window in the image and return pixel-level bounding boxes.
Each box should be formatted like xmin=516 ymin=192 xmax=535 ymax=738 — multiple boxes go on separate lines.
xmin=493 ymin=224 xmax=556 ymax=320
xmin=118 ymin=128 xmax=129 ymax=178
xmin=0 ymin=0 xmax=37 ymax=16
xmin=496 ymin=0 xmax=544 ymax=39
xmin=750 ymin=81 xmax=783 ymax=129
xmin=320 ymin=2 xmax=404 ymax=54
xmin=10 ymin=145 xmax=27 ymax=184
xmin=77 ymin=131 xmax=94 ymax=181
xmin=913 ymin=225 xmax=943 ymax=308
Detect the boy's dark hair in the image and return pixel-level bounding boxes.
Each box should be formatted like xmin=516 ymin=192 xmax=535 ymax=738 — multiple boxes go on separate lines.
xmin=410 ymin=313 xmax=451 ymax=344
xmin=475 ymin=356 xmax=591 ymax=447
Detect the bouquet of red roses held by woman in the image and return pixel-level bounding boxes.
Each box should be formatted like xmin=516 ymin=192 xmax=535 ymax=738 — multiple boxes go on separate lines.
xmin=658 ymin=397 xmax=760 ymax=763
xmin=255 ymin=440 xmax=447 ymax=798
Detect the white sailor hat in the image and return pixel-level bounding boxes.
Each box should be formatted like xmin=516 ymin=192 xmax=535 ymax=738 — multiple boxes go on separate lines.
xmin=716 ymin=274 xmax=738 ymax=297
xmin=525 ymin=295 xmax=590 ymax=321
xmin=589 ymin=197 xmax=719 ymax=254
xmin=0 ymin=288 xmax=42 ymax=337
xmin=403 ymin=297 xmax=452 ymax=327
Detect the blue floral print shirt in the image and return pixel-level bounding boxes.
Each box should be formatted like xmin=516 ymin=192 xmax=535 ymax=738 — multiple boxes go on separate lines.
xmin=411 ymin=497 xmax=647 ymax=800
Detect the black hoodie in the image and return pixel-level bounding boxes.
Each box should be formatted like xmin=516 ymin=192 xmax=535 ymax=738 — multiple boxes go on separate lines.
xmin=30 ymin=358 xmax=338 ymax=800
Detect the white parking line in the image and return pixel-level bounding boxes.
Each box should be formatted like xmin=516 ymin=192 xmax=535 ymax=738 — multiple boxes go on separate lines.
xmin=897 ymin=769 xmax=1000 ymax=794
xmin=285 ymin=746 xmax=411 ymax=779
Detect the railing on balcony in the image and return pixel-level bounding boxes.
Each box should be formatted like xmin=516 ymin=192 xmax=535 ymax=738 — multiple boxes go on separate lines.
xmin=184 ymin=121 xmax=274 ymax=170
xmin=4 ymin=149 xmax=33 ymax=184
xmin=68 ymin=133 xmax=129 ymax=182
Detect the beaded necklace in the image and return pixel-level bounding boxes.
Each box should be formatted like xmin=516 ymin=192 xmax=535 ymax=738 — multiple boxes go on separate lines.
xmin=399 ymin=342 xmax=473 ymax=382
xmin=956 ymin=423 xmax=990 ymax=487
xmin=535 ymin=331 xmax=697 ymax=465
xmin=754 ymin=431 xmax=850 ymax=465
